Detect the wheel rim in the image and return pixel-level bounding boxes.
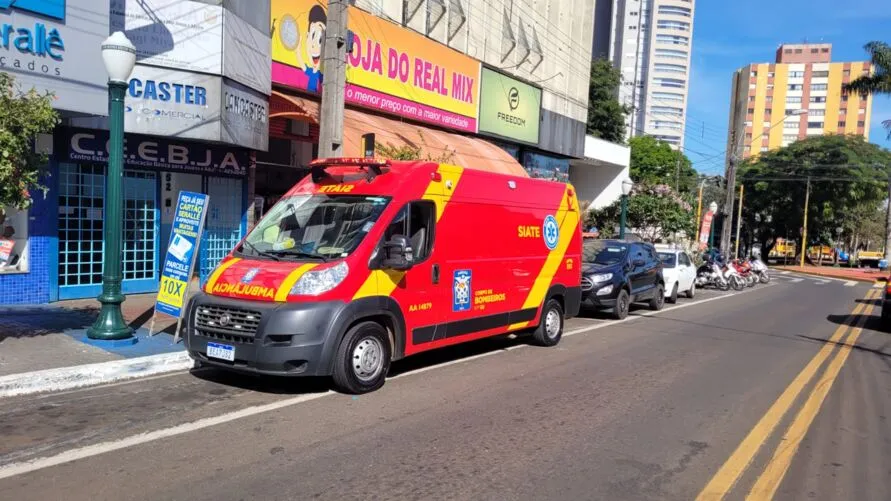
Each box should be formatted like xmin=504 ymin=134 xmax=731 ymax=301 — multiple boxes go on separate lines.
xmin=545 ymin=308 xmax=561 ymax=338
xmin=352 ymin=336 xmax=384 ymax=382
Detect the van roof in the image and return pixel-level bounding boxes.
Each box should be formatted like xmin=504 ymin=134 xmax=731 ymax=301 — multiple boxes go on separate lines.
xmin=287 ymin=158 xmax=576 ymax=208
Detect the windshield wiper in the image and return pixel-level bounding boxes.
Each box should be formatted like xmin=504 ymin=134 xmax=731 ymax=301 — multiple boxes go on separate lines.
xmin=266 ymin=249 xmax=329 ymax=262
xmin=240 ymin=240 xmax=281 ymax=261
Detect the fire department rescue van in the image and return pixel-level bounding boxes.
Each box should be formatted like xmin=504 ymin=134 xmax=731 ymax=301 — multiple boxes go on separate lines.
xmin=184 ymin=158 xmax=582 ymax=393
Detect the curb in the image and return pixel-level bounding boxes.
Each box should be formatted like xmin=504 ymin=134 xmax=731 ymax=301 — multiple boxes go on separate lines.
xmin=775 ymin=268 xmax=882 ymax=284
xmin=0 ymin=352 xmax=193 ymax=399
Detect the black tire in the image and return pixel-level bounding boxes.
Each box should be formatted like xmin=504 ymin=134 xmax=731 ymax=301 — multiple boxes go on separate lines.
xmin=532 ymin=299 xmax=564 ymax=347
xmin=730 ymin=275 xmax=745 ymax=291
xmin=760 ymin=271 xmax=770 ymax=284
xmin=331 ymin=321 xmax=392 ymax=394
xmin=612 ymin=289 xmax=630 ymax=320
xmin=649 ymin=284 xmax=665 ymax=311
xmin=686 ymin=282 xmax=696 ymax=299
xmin=667 ymin=283 xmax=679 ymax=304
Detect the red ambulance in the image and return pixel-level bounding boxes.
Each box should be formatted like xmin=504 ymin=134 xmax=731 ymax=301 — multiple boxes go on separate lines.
xmin=184 ymin=158 xmax=583 ymax=393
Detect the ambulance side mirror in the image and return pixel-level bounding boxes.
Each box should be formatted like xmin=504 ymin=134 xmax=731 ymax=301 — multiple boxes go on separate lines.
xmin=381 ymin=235 xmax=414 ymax=271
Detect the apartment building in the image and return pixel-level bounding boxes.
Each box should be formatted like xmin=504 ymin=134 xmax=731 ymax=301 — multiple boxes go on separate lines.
xmin=726 ymin=43 xmax=874 ymax=159
xmin=596 ymin=0 xmax=696 ymax=148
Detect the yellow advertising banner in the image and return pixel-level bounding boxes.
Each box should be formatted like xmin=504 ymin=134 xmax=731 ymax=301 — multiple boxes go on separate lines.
xmin=271 ymin=0 xmax=481 ymax=132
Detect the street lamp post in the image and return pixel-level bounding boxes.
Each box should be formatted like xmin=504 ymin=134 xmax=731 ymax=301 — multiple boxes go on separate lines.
xmin=619 ymin=178 xmax=634 ymax=239
xmin=87 ymin=32 xmax=137 ymax=341
xmin=708 ymin=201 xmax=718 ymax=251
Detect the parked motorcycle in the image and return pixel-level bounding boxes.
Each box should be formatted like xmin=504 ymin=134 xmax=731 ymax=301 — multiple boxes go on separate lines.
xmin=696 ymin=255 xmax=731 ymax=291
xmin=731 ymin=259 xmax=757 ymax=288
xmin=748 ymin=256 xmax=770 ymax=283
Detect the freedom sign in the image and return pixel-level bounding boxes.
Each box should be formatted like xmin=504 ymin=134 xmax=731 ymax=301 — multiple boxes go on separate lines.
xmin=156 ymin=191 xmax=209 ymax=319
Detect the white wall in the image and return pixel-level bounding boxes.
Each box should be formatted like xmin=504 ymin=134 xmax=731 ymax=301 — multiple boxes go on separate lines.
xmin=570 ymin=135 xmax=631 ymax=210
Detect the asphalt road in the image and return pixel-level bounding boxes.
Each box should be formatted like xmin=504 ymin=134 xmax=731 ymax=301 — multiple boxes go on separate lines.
xmin=1 ymin=274 xmax=888 ymax=501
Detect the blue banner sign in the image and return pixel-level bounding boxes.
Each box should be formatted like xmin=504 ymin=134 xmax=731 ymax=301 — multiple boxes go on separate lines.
xmin=59 ymin=127 xmax=251 ymax=177
xmin=156 ymin=191 xmax=209 ymax=318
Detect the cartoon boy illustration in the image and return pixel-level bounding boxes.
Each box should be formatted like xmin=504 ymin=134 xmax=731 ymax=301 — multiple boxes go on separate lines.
xmin=298 ymin=5 xmax=327 ymax=93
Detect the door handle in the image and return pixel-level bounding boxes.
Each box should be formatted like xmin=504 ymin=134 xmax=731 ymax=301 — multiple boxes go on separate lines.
xmin=432 ymin=264 xmax=440 ymax=285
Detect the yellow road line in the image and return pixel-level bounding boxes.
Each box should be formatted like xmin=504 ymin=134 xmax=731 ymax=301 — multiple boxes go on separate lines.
xmin=745 ymin=297 xmax=876 ymax=500
xmin=694 ymin=289 xmax=877 ymax=501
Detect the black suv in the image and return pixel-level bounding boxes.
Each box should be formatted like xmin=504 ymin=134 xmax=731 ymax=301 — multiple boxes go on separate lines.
xmin=581 ymin=239 xmax=665 ymax=319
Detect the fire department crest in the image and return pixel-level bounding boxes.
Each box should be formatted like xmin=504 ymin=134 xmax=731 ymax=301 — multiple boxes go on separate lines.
xmin=240 ymin=268 xmax=260 ymax=284
xmin=452 ymin=270 xmax=472 ymax=312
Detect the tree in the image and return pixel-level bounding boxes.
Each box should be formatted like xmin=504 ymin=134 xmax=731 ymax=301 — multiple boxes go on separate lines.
xmin=587 ymin=59 xmax=628 ymax=143
xmin=738 ymin=135 xmax=891 ymax=261
xmin=374 ymin=129 xmax=457 ymax=163
xmin=585 ymin=184 xmax=696 ymax=242
xmin=628 ymin=136 xmax=698 ymax=193
xmin=844 ymin=41 xmax=891 ymax=139
xmin=0 ymin=73 xmax=58 ymax=214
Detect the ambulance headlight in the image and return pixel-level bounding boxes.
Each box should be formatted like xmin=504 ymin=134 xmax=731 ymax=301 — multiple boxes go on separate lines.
xmin=290 ymin=261 xmax=349 ymax=296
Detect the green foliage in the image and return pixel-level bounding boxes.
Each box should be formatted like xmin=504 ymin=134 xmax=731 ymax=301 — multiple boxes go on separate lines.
xmin=585 ymin=184 xmax=696 ymax=242
xmin=586 ymin=59 xmax=628 ymax=143
xmin=739 ymin=134 xmax=891 ymax=251
xmin=628 ymin=136 xmax=698 ymax=193
xmin=844 ymin=41 xmax=891 ymax=138
xmin=374 ymin=129 xmax=457 ymax=163
xmin=0 ymin=73 xmax=59 ymax=212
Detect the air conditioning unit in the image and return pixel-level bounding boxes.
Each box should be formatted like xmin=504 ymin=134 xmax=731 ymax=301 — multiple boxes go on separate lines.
xmin=287 ymin=119 xmax=309 ymax=136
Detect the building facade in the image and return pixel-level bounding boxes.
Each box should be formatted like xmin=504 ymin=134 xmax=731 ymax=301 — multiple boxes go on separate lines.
xmin=596 ymin=0 xmax=696 ymax=148
xmin=0 ymin=0 xmax=272 ymax=305
xmin=726 ymin=43 xmax=874 ymax=160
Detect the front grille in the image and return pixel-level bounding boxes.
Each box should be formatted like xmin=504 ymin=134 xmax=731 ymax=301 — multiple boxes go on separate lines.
xmin=195 ymin=305 xmax=262 ymax=344
xmin=581 ymin=277 xmax=595 ymax=291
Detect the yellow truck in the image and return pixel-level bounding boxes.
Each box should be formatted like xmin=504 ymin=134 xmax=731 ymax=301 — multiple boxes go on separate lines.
xmin=768 ymin=239 xmax=797 ymax=262
xmin=856 ymin=250 xmax=884 ymax=268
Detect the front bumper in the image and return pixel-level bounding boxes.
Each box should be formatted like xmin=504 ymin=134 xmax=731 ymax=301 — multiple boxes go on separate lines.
xmin=183 ymin=293 xmax=347 ymax=377
xmin=581 ymin=280 xmax=619 ymax=308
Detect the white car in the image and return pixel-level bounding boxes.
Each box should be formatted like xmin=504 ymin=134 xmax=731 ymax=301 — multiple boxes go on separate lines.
xmin=655 ymin=247 xmax=697 ymax=303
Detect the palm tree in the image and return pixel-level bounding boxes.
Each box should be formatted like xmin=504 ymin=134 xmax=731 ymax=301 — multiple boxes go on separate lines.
xmin=844 ymin=41 xmax=891 ymax=264
xmin=844 ymin=41 xmax=891 ymax=138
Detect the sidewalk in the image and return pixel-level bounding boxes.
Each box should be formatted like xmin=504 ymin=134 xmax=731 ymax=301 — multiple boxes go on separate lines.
xmin=774 ymin=264 xmax=886 ymax=283
xmin=0 ymin=282 xmax=200 ymax=397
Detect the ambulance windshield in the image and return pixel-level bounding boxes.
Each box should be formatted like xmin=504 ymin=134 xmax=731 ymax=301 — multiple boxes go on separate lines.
xmin=237 ymin=195 xmax=391 ymax=261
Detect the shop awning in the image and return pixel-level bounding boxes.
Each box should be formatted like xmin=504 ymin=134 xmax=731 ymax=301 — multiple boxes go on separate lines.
xmin=271 ymin=92 xmax=527 ymax=177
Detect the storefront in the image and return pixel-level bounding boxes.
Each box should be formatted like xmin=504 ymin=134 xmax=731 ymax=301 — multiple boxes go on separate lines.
xmin=261 ymin=0 xmax=526 ymax=206
xmin=0 ymin=0 xmax=271 ymax=305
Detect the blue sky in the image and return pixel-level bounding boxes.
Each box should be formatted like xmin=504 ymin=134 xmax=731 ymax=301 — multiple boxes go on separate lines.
xmin=686 ymin=0 xmax=891 ymax=174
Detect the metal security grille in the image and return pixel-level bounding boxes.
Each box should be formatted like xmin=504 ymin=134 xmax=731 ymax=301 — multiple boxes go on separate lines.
xmin=123 ymin=171 xmax=158 ymax=281
xmin=58 ymin=163 xmax=105 ymax=288
xmin=200 ymin=177 xmax=243 ymax=283
xmin=58 ymin=164 xmax=159 ymax=299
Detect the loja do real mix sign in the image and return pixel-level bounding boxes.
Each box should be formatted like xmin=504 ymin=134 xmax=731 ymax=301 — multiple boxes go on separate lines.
xmin=271 ymin=0 xmax=480 ymax=133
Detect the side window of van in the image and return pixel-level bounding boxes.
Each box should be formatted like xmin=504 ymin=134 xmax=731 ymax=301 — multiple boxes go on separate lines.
xmin=383 ymin=201 xmax=436 ymax=261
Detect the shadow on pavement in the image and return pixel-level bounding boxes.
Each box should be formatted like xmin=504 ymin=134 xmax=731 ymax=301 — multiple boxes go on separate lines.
xmin=855 ymin=298 xmax=882 ymax=307
xmin=190 ymin=334 xmax=534 ymax=395
xmin=0 ymin=307 xmax=96 ymax=341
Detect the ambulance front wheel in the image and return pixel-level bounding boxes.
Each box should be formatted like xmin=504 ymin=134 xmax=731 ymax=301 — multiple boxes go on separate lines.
xmin=332 ymin=321 xmax=392 ymax=394
xmin=532 ymin=299 xmax=564 ymax=347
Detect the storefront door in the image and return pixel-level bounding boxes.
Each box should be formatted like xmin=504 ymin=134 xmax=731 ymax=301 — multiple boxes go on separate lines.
xmin=58 ymin=164 xmax=160 ymax=300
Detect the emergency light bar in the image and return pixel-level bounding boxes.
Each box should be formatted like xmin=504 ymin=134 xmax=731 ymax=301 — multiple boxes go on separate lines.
xmin=310 ymin=157 xmax=391 ymax=183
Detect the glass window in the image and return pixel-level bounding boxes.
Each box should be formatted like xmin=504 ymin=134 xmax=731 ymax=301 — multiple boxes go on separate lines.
xmin=658 ymin=252 xmax=677 ymax=268
xmin=239 ymin=194 xmax=391 ymax=261
xmin=583 ymin=240 xmax=629 ymax=265
xmin=383 ymin=201 xmax=436 ymax=262
xmin=679 ymin=253 xmax=691 ymax=266
xmin=0 ymin=206 xmax=28 ymax=273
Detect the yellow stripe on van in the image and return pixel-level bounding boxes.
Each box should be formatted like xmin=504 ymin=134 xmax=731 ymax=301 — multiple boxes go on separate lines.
xmin=274 ymin=263 xmax=318 ymax=302
xmin=508 ymin=186 xmax=580 ymax=331
xmin=352 ymin=164 xmax=465 ymax=300
xmin=204 ymin=258 xmax=241 ymax=293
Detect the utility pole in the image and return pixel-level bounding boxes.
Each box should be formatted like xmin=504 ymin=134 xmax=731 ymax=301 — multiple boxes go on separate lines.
xmin=800 ymin=177 xmax=811 ymax=267
xmin=734 ymin=184 xmax=744 ymax=259
xmin=318 ymin=0 xmax=348 ymax=158
xmin=721 ymin=126 xmax=741 ymax=256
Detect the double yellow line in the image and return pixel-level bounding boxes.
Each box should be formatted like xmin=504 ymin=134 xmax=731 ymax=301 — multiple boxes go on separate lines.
xmin=696 ymin=288 xmax=880 ymax=501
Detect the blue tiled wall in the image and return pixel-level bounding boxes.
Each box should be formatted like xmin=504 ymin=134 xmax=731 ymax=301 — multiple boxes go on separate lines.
xmin=0 ymin=168 xmax=57 ymax=305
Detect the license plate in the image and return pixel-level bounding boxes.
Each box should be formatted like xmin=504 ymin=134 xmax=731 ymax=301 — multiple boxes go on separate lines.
xmin=206 ymin=342 xmax=235 ymax=362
